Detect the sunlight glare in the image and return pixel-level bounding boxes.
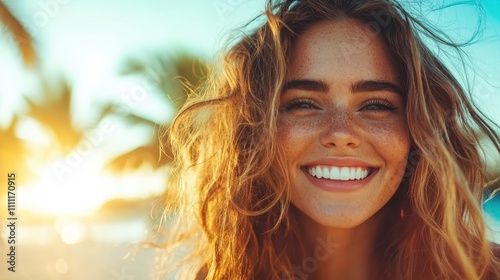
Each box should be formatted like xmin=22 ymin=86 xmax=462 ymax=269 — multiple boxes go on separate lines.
xmin=15 ymin=117 xmax=54 ymax=146
xmin=55 ymin=258 xmax=68 ymax=274
xmin=55 ymin=218 xmax=86 ymax=245
xmin=19 ymin=156 xmax=167 ymax=216
xmin=20 ymin=155 xmax=113 ymax=216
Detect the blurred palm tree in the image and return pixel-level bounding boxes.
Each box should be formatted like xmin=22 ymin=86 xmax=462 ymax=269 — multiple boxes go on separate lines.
xmin=0 ymin=1 xmax=32 ymax=171
xmin=105 ymin=52 xmax=208 ymax=171
xmin=1 ymin=1 xmax=210 ymax=221
xmin=25 ymin=79 xmax=83 ymax=152
xmin=0 ymin=1 xmax=36 ymax=67
xmin=118 ymin=52 xmax=208 ymax=110
xmin=0 ymin=1 xmax=36 ymax=218
xmin=0 ymin=1 xmax=83 ymax=182
xmin=0 ymin=0 xmax=209 ymax=179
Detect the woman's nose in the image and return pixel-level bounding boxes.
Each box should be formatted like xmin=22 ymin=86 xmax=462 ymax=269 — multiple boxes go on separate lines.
xmin=319 ymin=110 xmax=361 ymax=149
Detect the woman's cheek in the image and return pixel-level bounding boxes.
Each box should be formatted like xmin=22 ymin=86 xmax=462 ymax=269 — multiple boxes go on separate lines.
xmin=278 ymin=117 xmax=319 ymax=144
xmin=362 ymin=119 xmax=410 ymax=181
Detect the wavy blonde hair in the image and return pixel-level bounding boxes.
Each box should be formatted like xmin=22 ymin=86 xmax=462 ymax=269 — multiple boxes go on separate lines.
xmin=156 ymin=0 xmax=500 ymax=279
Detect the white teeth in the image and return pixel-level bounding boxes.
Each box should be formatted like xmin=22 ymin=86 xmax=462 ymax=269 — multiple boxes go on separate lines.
xmin=339 ymin=167 xmax=349 ymax=180
xmin=355 ymin=168 xmax=361 ymax=180
xmin=308 ymin=166 xmax=371 ymax=181
xmin=349 ymin=168 xmax=356 ymax=179
xmin=322 ymin=167 xmax=329 ymax=178
xmin=316 ymin=166 xmax=322 ymax=178
xmin=329 ymin=167 xmax=340 ymax=179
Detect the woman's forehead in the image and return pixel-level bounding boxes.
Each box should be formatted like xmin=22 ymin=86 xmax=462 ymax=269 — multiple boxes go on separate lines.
xmin=286 ymin=19 xmax=400 ymax=87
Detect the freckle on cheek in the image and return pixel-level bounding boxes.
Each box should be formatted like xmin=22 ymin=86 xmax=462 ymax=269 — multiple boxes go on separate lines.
xmin=280 ymin=119 xmax=317 ymax=139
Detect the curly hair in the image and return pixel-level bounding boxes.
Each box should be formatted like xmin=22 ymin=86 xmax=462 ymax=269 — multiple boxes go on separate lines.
xmin=156 ymin=0 xmax=500 ymax=279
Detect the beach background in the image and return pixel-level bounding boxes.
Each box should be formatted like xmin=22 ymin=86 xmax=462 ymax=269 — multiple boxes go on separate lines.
xmin=0 ymin=0 xmax=499 ymax=279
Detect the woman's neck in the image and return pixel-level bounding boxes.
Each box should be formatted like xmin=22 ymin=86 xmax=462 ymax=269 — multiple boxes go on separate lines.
xmin=295 ymin=208 xmax=385 ymax=280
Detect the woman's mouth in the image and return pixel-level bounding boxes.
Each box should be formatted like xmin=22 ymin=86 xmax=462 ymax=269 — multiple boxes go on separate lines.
xmin=306 ymin=165 xmax=374 ymax=181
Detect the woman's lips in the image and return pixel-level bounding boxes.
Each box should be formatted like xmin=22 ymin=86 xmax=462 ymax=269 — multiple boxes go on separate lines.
xmin=306 ymin=165 xmax=372 ymax=180
xmin=301 ymin=166 xmax=379 ymax=192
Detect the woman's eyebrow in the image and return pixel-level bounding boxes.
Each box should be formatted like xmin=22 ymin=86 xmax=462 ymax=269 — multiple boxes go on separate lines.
xmin=351 ymin=80 xmax=403 ymax=96
xmin=283 ymin=79 xmax=403 ymax=96
xmin=283 ymin=79 xmax=329 ymax=93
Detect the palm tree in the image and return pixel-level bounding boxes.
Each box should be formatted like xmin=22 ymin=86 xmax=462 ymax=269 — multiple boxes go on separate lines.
xmin=0 ymin=1 xmax=84 ymax=190
xmin=0 ymin=1 xmax=36 ymax=67
xmin=105 ymin=51 xmax=208 ymax=171
xmin=0 ymin=0 xmax=36 ymax=218
xmin=24 ymin=79 xmax=83 ymax=152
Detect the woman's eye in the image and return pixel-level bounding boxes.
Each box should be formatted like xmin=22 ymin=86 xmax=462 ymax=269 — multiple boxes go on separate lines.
xmin=281 ymin=99 xmax=320 ymax=112
xmin=361 ymin=99 xmax=397 ymax=112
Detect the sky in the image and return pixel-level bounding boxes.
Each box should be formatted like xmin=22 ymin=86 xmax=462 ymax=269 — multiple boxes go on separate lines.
xmin=1 ymin=0 xmax=268 ymax=129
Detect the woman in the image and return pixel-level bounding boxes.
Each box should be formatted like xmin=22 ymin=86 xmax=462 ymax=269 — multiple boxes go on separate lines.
xmin=158 ymin=0 xmax=500 ymax=279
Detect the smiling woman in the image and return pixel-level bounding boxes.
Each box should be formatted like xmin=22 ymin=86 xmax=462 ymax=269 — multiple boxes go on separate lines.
xmin=279 ymin=19 xmax=410 ymax=233
xmin=158 ymin=0 xmax=500 ymax=279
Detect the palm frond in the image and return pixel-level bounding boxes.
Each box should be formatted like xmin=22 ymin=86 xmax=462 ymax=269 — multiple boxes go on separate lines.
xmin=0 ymin=1 xmax=36 ymax=66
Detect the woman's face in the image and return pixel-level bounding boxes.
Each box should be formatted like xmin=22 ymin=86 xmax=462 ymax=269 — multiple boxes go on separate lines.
xmin=278 ymin=19 xmax=410 ymax=229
